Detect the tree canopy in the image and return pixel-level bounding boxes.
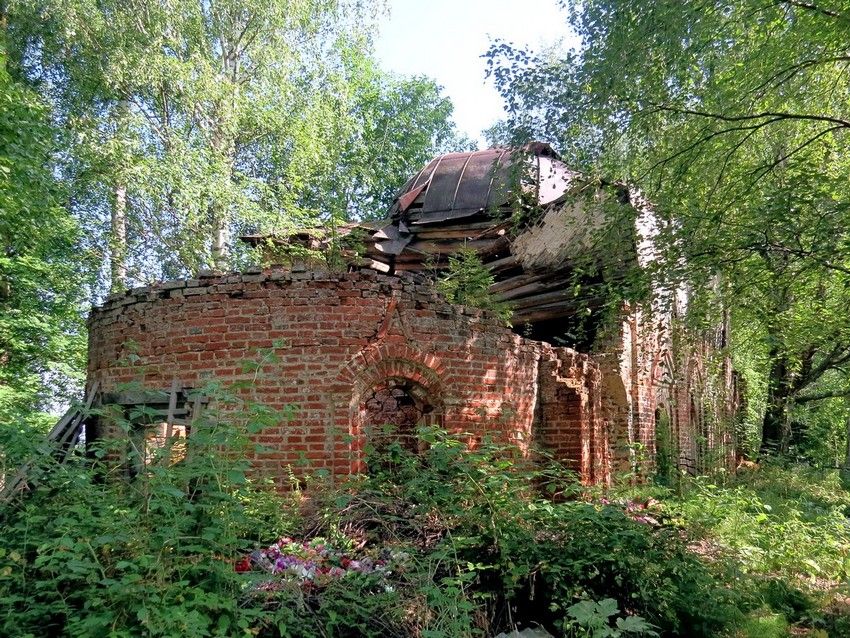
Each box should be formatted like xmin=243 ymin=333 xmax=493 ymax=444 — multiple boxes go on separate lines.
xmin=487 ymin=0 xmax=850 ymax=456
xmin=0 ymin=32 xmax=90 ymax=423
xmin=4 ymin=0 xmax=470 ymax=290
xmin=0 ymin=0 xmax=470 ymax=417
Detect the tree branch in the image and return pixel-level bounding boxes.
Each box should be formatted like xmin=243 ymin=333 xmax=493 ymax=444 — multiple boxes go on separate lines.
xmin=748 ymin=124 xmax=845 ymax=183
xmin=749 ymin=55 xmax=850 ymax=97
xmin=649 ymin=104 xmax=850 ymax=129
xmin=795 ymin=388 xmax=850 ymax=403
xmin=779 ymin=0 xmax=846 ymax=20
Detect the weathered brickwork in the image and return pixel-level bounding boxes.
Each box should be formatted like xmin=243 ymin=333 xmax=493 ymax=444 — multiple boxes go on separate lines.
xmin=86 ymin=143 xmax=741 ymax=484
xmin=87 ymin=269 xmax=610 ymax=484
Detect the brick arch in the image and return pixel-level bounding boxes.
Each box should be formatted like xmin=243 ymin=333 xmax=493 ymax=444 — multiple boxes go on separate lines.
xmin=333 ymin=343 xmax=446 ymax=473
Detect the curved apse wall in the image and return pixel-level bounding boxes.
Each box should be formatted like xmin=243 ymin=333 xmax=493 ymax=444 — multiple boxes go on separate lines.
xmin=87 ymin=269 xmax=607 ymax=484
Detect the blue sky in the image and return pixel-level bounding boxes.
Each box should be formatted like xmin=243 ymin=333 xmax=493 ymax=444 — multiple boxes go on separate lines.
xmin=374 ymin=0 xmax=577 ymax=148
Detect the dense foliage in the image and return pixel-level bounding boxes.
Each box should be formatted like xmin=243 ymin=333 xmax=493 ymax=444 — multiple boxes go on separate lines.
xmin=0 ymin=0 xmax=470 ymax=417
xmin=4 ymin=391 xmax=848 ymax=637
xmin=3 ymin=0 xmax=471 ymax=290
xmin=621 ymin=464 xmax=850 ymax=636
xmin=0 ymin=33 xmax=90 ymax=425
xmin=0 ymin=399 xmax=745 ymax=637
xmin=486 ymin=0 xmax=850 ymax=460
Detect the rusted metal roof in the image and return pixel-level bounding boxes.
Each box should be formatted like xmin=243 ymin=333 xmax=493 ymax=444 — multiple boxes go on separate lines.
xmin=386 ymin=143 xmax=575 ymax=224
xmin=375 ymin=143 xmax=577 ymax=255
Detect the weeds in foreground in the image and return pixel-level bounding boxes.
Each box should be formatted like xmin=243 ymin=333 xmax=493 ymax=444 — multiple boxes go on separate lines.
xmin=1 ymin=389 xmax=847 ymax=637
xmin=0 ymin=398 xmax=739 ymax=637
xmin=610 ymin=464 xmax=850 ymax=636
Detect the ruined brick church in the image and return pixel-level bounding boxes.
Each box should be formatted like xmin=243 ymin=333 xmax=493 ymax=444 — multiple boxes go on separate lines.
xmin=85 ymin=143 xmax=738 ymax=485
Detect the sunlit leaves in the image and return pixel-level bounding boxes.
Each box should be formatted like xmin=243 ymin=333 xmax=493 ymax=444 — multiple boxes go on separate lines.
xmin=0 ymin=36 xmax=89 ymax=421
xmin=487 ymin=0 xmax=850 ymax=454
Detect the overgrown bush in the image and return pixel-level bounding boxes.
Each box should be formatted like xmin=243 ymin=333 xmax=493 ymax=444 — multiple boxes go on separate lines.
xmin=662 ymin=466 xmax=850 ymax=584
xmin=0 ymin=382 xmax=302 ymax=637
xmin=611 ymin=463 xmax=850 ymax=636
xmin=0 ymin=405 xmax=743 ymax=637
xmin=313 ymin=429 xmax=741 ymax=636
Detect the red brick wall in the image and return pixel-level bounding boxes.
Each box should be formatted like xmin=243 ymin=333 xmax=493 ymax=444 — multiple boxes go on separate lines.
xmin=594 ymin=303 xmax=737 ymax=481
xmin=87 ymin=269 xmax=608 ymax=484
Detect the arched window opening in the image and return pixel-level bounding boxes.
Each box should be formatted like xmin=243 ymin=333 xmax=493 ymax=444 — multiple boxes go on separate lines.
xmin=654 ymin=407 xmax=674 ymax=485
xmin=361 ymin=379 xmax=441 ymax=461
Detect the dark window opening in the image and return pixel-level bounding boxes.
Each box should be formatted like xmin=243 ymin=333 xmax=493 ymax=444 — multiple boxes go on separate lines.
xmin=362 ymin=379 xmax=440 ymax=461
xmin=654 ymin=407 xmax=674 ymax=485
xmin=88 ymin=387 xmax=206 ymax=477
xmin=516 ymin=304 xmax=606 ymax=351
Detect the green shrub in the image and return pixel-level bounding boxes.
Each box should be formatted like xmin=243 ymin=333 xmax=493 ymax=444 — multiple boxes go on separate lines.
xmin=735 ymin=608 xmax=789 ymax=638
xmin=760 ymin=579 xmax=813 ymax=623
xmin=437 ymin=249 xmax=512 ymax=323
xmin=661 ymin=467 xmax=850 ymax=583
xmin=317 ymin=429 xmax=741 ymax=637
xmin=0 ymin=383 xmax=301 ymax=637
xmin=1 ymin=415 xmax=745 ymax=637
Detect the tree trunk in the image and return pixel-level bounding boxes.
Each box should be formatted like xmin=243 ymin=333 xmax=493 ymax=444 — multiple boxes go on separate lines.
xmin=208 ymin=120 xmax=233 ymax=271
xmin=110 ymin=179 xmax=127 ymax=292
xmin=210 ymin=222 xmax=228 ymax=270
xmin=760 ymin=354 xmax=793 ymax=456
xmin=109 ymin=99 xmax=129 ymax=293
xmin=840 ymin=407 xmax=850 ymax=489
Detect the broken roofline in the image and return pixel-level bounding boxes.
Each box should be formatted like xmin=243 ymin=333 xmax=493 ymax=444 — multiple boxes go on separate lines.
xmin=240 ymin=142 xmax=661 ymax=332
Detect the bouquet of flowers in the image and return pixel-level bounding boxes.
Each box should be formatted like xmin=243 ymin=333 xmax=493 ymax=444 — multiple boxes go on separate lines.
xmin=235 ymin=536 xmax=409 ymax=593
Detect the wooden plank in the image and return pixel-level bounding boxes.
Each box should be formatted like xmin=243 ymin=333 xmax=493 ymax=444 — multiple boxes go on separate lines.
xmin=55 ymin=382 xmax=99 ymax=449
xmin=125 ymin=407 xmax=191 ymax=418
xmin=403 ymin=238 xmax=498 ymax=256
xmin=60 ymin=428 xmax=84 ymax=463
xmin=190 ymin=393 xmax=204 ymax=426
xmin=499 ymin=278 xmax=575 ymax=301
xmin=101 ymin=389 xmax=209 ymax=406
xmin=483 ymin=254 xmax=519 ymax=273
xmin=490 ymin=263 xmax=577 ymax=295
xmin=511 ymin=298 xmax=606 ymax=323
xmin=510 ymin=288 xmax=595 ymax=310
xmin=409 ymin=222 xmax=511 ymax=241
xmin=489 ymin=272 xmax=542 ymax=294
xmin=406 ymin=228 xmax=490 ymax=240
xmin=1 ymin=465 xmax=30 ymax=502
xmin=45 ymin=408 xmax=78 ymax=443
xmin=392 ymin=262 xmax=447 ymax=272
xmin=478 ymin=235 xmax=511 ymax=258
xmin=367 ymin=259 xmax=391 ymax=273
xmin=102 ymin=390 xmax=171 ymax=405
xmin=163 ymin=379 xmax=180 ymax=442
xmin=512 ymin=307 xmax=578 ymax=323
xmin=1 ymin=383 xmax=100 ymax=503
xmin=186 ymin=393 xmax=204 ymax=464
xmin=407 ymin=220 xmax=498 ymax=234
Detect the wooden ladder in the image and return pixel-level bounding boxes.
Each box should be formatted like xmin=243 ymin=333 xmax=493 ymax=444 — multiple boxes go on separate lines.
xmin=0 ymin=382 xmax=100 ymax=504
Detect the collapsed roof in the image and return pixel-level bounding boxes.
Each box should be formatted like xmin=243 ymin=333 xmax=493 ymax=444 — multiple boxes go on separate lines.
xmin=360 ymin=143 xmax=639 ymax=345
xmin=243 ymin=142 xmax=641 ymax=348
xmin=368 ymin=142 xmax=577 ymax=262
